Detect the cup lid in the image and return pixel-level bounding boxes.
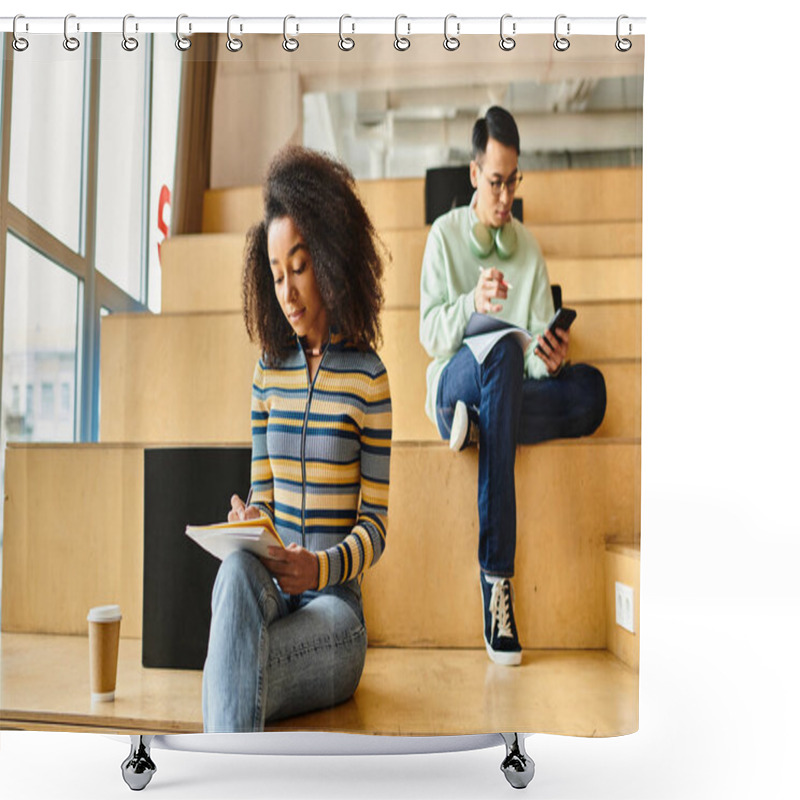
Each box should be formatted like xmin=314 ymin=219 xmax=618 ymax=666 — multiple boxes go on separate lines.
xmin=87 ymin=604 xmax=122 ymax=623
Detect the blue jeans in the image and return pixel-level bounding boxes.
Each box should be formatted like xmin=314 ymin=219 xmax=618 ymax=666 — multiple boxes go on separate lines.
xmin=202 ymin=550 xmax=367 ymax=732
xmin=435 ymin=338 xmax=606 ymax=577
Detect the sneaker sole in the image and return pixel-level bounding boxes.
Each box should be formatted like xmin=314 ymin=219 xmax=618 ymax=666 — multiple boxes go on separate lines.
xmin=484 ymin=640 xmax=522 ymax=667
xmin=449 ymin=402 xmax=469 ymax=451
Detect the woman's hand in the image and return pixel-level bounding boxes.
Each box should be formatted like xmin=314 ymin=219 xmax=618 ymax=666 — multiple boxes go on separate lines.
xmin=534 ymin=327 xmax=570 ymax=375
xmin=228 ymin=493 xmax=262 ymax=522
xmin=263 ymin=543 xmax=320 ymax=595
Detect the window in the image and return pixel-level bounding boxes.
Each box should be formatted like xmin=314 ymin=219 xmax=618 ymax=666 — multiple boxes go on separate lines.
xmin=41 ymin=384 xmax=55 ymax=420
xmin=2 ymin=235 xmax=80 ymax=445
xmin=8 ymin=34 xmax=87 ymax=253
xmin=61 ymin=382 xmax=72 ymax=417
xmin=147 ymin=36 xmax=184 ymax=313
xmin=0 ymin=32 xmax=183 ymax=602
xmin=94 ymin=35 xmax=148 ymax=298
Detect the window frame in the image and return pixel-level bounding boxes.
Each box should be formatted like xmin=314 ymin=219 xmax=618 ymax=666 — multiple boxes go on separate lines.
xmin=0 ymin=32 xmax=152 ymax=444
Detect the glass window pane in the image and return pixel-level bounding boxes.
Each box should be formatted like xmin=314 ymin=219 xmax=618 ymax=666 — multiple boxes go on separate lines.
xmin=95 ymin=34 xmax=148 ymax=299
xmin=2 ymin=235 xmax=81 ymax=448
xmin=8 ymin=36 xmax=87 ymax=252
xmin=148 ymin=35 xmax=184 ymax=313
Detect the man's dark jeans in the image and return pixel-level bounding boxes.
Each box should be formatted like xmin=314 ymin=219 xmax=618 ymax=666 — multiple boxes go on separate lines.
xmin=435 ymin=338 xmax=607 ymax=577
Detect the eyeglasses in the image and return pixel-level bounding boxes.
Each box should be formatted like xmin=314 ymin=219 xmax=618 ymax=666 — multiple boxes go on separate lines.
xmin=478 ymin=166 xmax=523 ymax=197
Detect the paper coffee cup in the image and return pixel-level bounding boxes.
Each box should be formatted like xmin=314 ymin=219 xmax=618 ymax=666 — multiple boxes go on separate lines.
xmin=87 ymin=604 xmax=122 ymax=702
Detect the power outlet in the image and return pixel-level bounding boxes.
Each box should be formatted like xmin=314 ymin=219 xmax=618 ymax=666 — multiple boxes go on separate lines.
xmin=615 ymin=581 xmax=635 ymax=634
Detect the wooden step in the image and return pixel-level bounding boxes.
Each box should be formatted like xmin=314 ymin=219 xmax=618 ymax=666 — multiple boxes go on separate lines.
xmin=2 ymin=439 xmax=639 ymax=650
xmin=98 ymin=306 xmax=640 ymax=444
xmin=202 ymin=168 xmax=642 ymax=234
xmin=532 ymin=221 xmax=642 ymax=258
xmin=605 ymin=541 xmax=640 ymax=670
xmin=202 ymin=178 xmax=427 ymax=235
xmin=363 ymin=439 xmax=641 ymax=649
xmin=161 ymin=230 xmax=641 ymax=314
xmin=0 ymin=632 xmax=637 ymax=736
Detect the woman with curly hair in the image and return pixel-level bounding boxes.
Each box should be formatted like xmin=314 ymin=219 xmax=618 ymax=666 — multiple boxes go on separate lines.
xmin=202 ymin=146 xmax=392 ymax=732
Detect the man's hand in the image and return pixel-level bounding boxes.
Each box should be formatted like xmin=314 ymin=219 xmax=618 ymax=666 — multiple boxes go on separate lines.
xmin=534 ymin=327 xmax=570 ymax=375
xmin=263 ymin=543 xmax=320 ymax=595
xmin=474 ymin=267 xmax=509 ymax=314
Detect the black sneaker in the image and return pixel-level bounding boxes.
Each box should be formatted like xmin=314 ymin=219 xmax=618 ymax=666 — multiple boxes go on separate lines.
xmin=480 ymin=573 xmax=522 ymax=666
xmin=449 ymin=401 xmax=479 ymax=452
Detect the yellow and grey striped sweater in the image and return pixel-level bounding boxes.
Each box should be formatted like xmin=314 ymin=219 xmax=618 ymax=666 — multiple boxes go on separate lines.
xmin=250 ymin=332 xmax=391 ymax=591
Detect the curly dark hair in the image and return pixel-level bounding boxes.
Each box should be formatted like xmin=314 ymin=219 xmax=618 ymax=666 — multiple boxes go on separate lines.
xmin=243 ymin=146 xmax=386 ymax=365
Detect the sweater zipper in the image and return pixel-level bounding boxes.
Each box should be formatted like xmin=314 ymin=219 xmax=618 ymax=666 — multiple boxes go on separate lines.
xmin=300 ymin=341 xmax=330 ymax=549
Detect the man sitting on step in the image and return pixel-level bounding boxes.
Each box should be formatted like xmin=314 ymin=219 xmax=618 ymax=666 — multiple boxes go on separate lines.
xmin=419 ymin=106 xmax=607 ymax=666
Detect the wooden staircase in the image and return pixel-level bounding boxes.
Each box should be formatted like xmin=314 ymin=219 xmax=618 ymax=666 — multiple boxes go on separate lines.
xmin=1 ymin=166 xmax=641 ymax=736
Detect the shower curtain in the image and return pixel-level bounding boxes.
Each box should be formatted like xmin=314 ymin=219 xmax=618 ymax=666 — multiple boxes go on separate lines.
xmin=0 ymin=13 xmax=644 ymax=794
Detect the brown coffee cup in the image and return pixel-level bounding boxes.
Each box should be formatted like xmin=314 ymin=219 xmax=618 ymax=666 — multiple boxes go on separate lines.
xmin=87 ymin=604 xmax=122 ymax=702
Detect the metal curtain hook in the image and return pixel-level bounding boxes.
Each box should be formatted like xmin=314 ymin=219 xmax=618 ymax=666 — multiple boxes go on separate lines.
xmin=175 ymin=14 xmax=191 ymax=51
xmin=283 ymin=15 xmax=299 ymax=52
xmin=615 ymin=14 xmax=632 ymax=52
xmin=122 ymin=14 xmax=139 ymax=51
xmin=394 ymin=14 xmax=410 ymax=51
xmin=339 ymin=14 xmax=355 ymax=51
xmin=553 ymin=14 xmax=570 ymax=52
xmin=443 ymin=14 xmax=460 ymax=51
xmin=12 ymin=14 xmax=29 ymax=52
xmin=226 ymin=15 xmax=243 ymax=51
xmin=499 ymin=14 xmax=516 ymax=51
xmin=63 ymin=14 xmax=80 ymax=51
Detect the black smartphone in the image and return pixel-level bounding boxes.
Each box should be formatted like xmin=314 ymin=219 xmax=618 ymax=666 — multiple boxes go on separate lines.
xmin=535 ymin=307 xmax=577 ymax=353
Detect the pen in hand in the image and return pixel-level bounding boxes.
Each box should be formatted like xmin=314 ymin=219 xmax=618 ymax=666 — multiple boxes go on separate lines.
xmin=240 ymin=486 xmax=253 ymax=520
xmin=477 ymin=263 xmax=513 ymax=290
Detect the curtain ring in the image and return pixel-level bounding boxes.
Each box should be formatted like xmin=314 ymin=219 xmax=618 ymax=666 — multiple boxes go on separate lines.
xmin=553 ymin=14 xmax=570 ymax=51
xmin=226 ymin=15 xmax=243 ymax=52
xmin=12 ymin=14 xmax=29 ymax=52
xmin=175 ymin=14 xmax=191 ymax=51
xmin=615 ymin=14 xmax=632 ymax=52
xmin=443 ymin=14 xmax=460 ymax=51
xmin=283 ymin=15 xmax=299 ymax=52
xmin=499 ymin=14 xmax=515 ymax=51
xmin=122 ymin=14 xmax=139 ymax=51
xmin=339 ymin=14 xmax=355 ymax=51
xmin=63 ymin=14 xmax=80 ymax=51
xmin=394 ymin=14 xmax=410 ymax=51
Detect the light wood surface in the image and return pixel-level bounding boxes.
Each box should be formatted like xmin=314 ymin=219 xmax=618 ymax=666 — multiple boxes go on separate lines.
xmin=2 ymin=440 xmax=639 ymax=648
xmin=605 ymin=543 xmax=640 ymax=670
xmin=201 ymin=168 xmax=642 ymax=234
xmin=519 ymin=167 xmax=642 ymax=225
xmin=532 ymin=221 xmax=642 ymax=258
xmin=0 ymin=633 xmax=637 ymax=737
xmin=2 ymin=444 xmax=145 ymax=638
xmin=98 ymin=312 xmax=259 ymax=444
xmin=98 ymin=305 xmax=640 ymax=444
xmin=160 ymin=229 xmax=641 ymax=314
xmin=363 ymin=440 xmax=640 ymax=649
xmin=161 ymin=233 xmax=246 ymax=314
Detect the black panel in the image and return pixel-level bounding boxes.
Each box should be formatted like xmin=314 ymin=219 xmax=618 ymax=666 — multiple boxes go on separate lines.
xmin=424 ymin=165 xmax=524 ymax=224
xmin=425 ymin=166 xmax=472 ymax=224
xmin=143 ymin=447 xmax=251 ymax=670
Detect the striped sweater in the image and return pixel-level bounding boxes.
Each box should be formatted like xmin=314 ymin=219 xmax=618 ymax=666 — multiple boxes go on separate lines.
xmin=250 ymin=331 xmax=391 ymax=591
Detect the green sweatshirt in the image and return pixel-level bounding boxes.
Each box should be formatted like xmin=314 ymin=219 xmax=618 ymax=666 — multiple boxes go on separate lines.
xmin=419 ymin=198 xmax=555 ymax=426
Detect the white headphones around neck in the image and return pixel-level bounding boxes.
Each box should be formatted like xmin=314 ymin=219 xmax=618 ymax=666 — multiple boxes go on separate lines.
xmin=469 ymin=220 xmax=517 ymax=260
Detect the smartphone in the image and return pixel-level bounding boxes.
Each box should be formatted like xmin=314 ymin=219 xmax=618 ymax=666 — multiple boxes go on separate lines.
xmin=535 ymin=307 xmax=577 ymax=353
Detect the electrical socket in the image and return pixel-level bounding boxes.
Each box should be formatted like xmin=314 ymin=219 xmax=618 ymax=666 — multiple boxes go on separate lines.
xmin=615 ymin=581 xmax=635 ymax=634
